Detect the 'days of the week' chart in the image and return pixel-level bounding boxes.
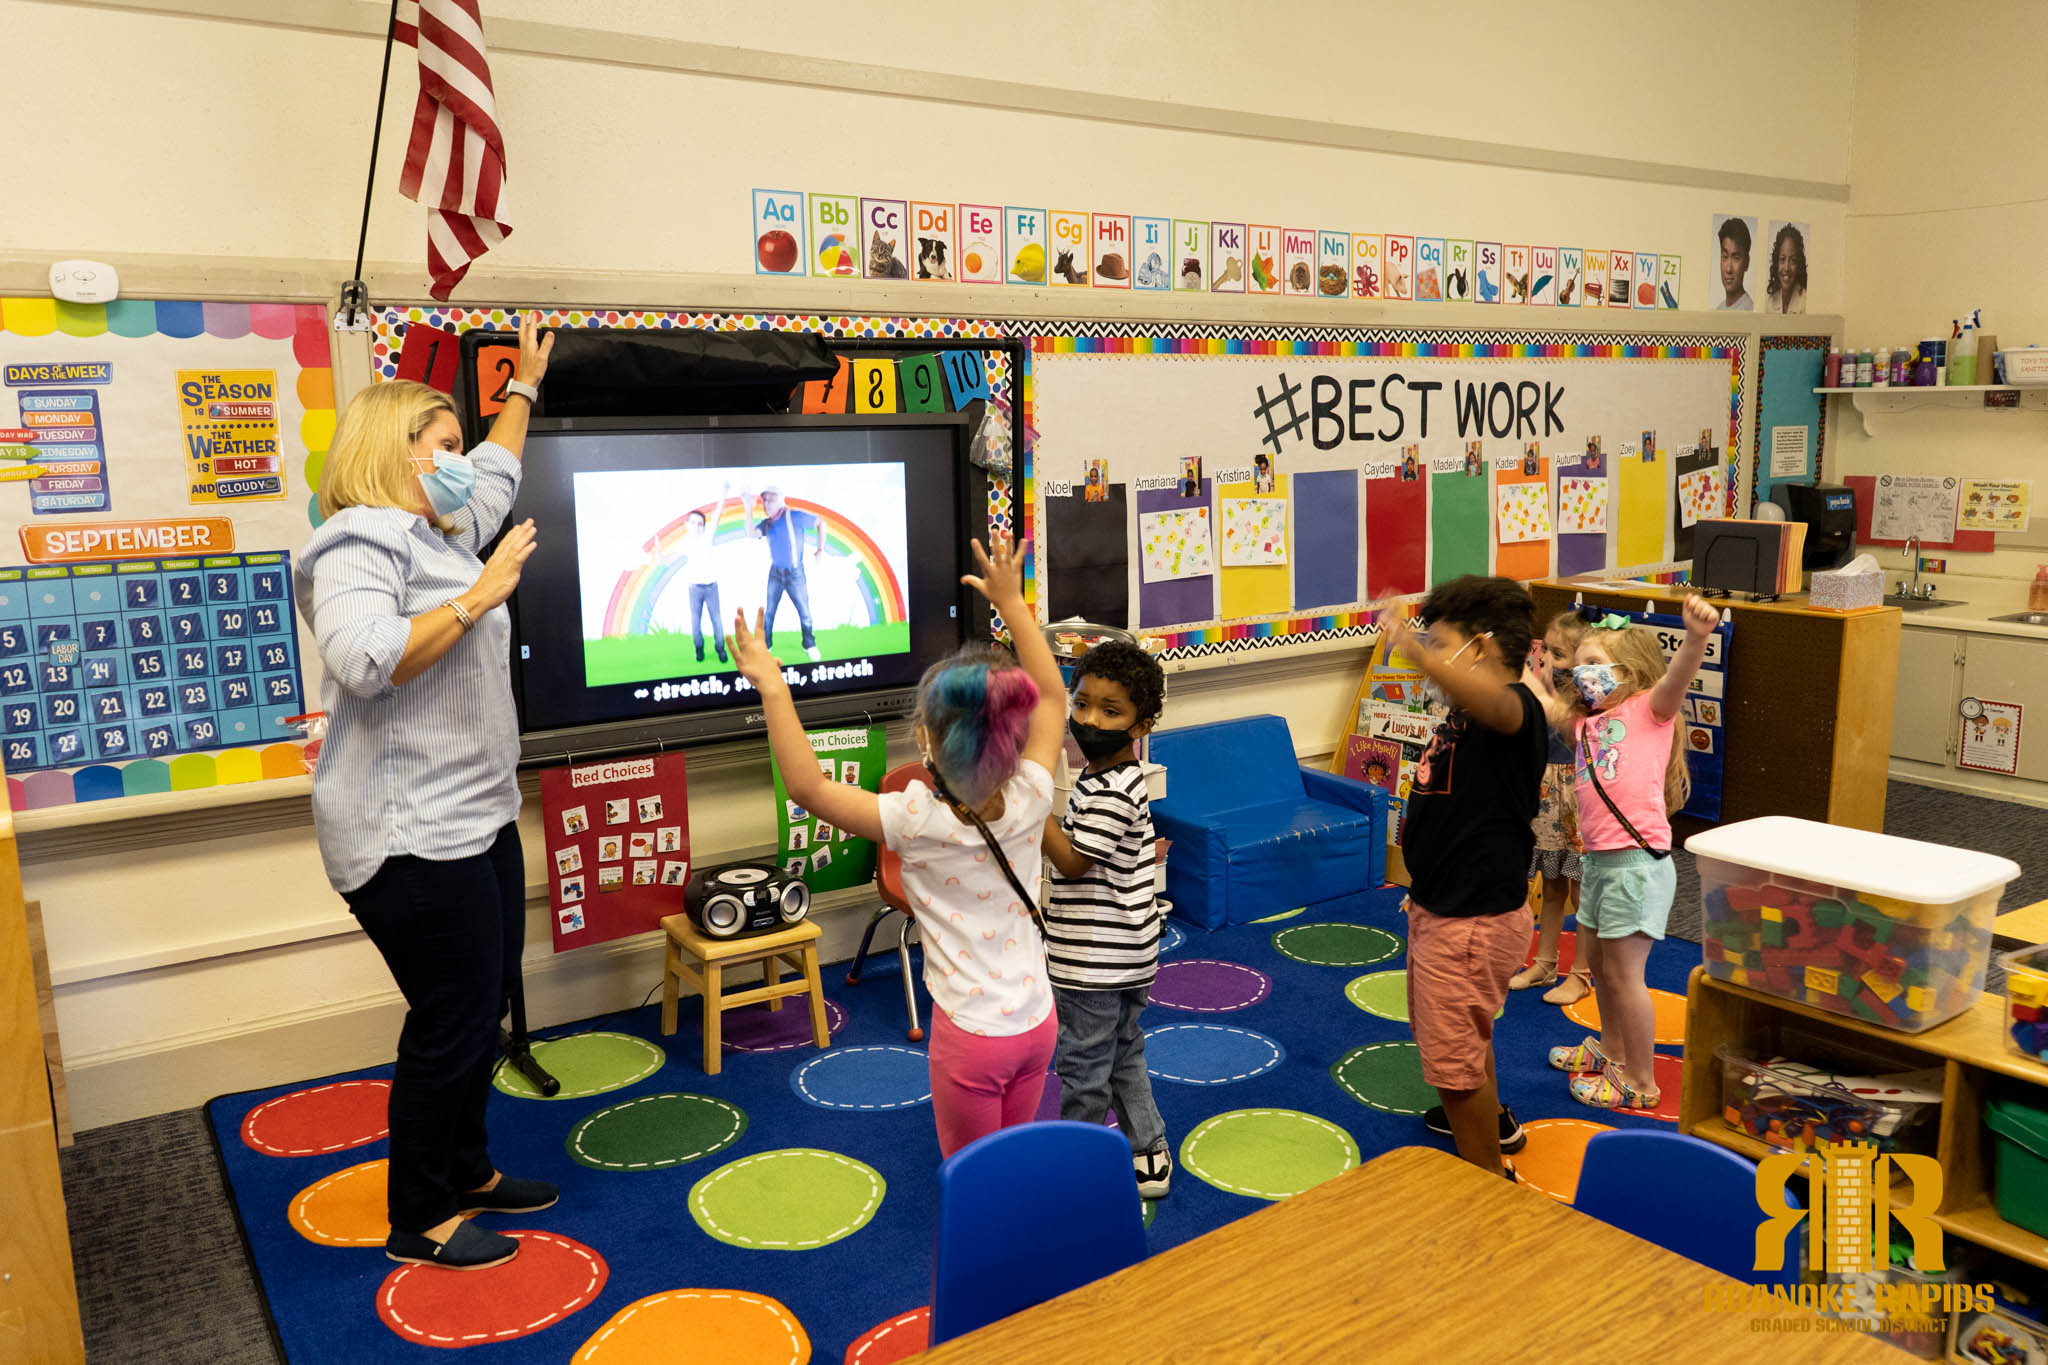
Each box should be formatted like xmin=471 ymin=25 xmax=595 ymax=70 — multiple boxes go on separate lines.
xmin=0 ymin=553 xmax=304 ymax=773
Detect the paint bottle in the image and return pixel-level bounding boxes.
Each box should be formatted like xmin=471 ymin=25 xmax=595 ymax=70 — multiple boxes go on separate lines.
xmin=1825 ymin=347 xmax=1843 ymax=387
xmin=2032 ymin=565 xmax=2048 ymax=612
xmin=1873 ymin=347 xmax=1890 ymax=387
xmin=1892 ymin=348 xmax=1910 ymax=386
xmin=1859 ymin=348 xmax=1876 ymax=386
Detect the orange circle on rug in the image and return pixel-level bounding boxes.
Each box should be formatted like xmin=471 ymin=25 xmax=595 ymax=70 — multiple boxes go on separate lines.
xmin=844 ymin=1306 xmax=929 ymax=1364
xmin=1562 ymin=987 xmax=1688 ymax=1045
xmin=288 ymin=1159 xmax=389 ymax=1246
xmin=573 ymin=1288 xmax=809 ymax=1364
xmin=378 ymin=1231 xmax=607 ymax=1349
xmin=1612 ymin=1053 xmax=1683 ymax=1123
xmin=242 ymin=1079 xmax=390 ymax=1157
xmin=1512 ymin=1119 xmax=1613 ymax=1204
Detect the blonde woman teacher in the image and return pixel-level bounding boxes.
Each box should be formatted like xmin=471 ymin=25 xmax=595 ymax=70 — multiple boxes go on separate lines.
xmin=296 ymin=316 xmax=552 ymax=1270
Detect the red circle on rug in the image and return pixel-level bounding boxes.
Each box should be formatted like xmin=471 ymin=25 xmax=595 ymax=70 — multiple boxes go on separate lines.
xmin=1613 ymin=1052 xmax=1683 ymax=1122
xmin=377 ymin=1231 xmax=608 ymax=1349
xmin=241 ymin=1080 xmax=391 ymax=1157
xmin=844 ymin=1306 xmax=929 ymax=1365
xmin=1522 ymin=928 xmax=1579 ymax=975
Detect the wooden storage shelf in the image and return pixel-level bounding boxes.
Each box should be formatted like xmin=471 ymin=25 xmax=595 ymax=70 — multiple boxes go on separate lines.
xmin=1683 ymin=966 xmax=2048 ymax=1271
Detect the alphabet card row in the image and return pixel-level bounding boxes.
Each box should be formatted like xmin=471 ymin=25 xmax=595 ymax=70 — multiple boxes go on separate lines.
xmin=751 ymin=189 xmax=1683 ymax=307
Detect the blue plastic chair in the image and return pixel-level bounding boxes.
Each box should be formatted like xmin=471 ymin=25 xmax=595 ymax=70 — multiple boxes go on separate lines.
xmin=1574 ymin=1130 xmax=1801 ymax=1288
xmin=929 ymin=1121 xmax=1149 ymax=1345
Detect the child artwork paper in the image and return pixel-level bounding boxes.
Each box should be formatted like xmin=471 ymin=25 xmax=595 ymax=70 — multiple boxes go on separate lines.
xmin=1678 ymin=466 xmax=1727 ymax=527
xmin=1495 ymin=482 xmax=1553 ymax=543
xmin=1557 ymin=477 xmax=1611 ymax=536
xmin=1220 ymin=497 xmax=1288 ymax=567
xmin=1139 ymin=508 xmax=1215 ymax=582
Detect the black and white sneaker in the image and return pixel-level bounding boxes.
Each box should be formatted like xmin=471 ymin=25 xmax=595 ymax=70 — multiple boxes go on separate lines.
xmin=1422 ymin=1103 xmax=1526 ymax=1155
xmin=1134 ymin=1146 xmax=1172 ymax=1199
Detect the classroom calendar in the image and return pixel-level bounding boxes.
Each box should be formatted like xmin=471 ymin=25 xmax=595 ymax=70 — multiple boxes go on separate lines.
xmin=0 ymin=552 xmax=305 ymax=773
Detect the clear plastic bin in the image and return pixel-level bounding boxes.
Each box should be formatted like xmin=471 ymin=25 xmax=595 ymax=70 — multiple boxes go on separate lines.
xmin=1687 ymin=817 xmax=2019 ymax=1033
xmin=1827 ymin=1260 xmax=1960 ymax=1360
xmin=1717 ymin=1044 xmax=1886 ymax=1153
xmin=1717 ymin=1038 xmax=1941 ymax=1155
xmin=2002 ymin=944 xmax=2048 ymax=1064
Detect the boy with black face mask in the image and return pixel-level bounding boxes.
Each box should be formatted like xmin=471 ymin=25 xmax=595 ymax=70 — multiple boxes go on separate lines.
xmin=1041 ymin=641 xmax=1172 ymax=1198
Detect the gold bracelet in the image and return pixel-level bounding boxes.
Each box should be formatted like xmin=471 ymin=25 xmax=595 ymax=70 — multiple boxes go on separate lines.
xmin=448 ymin=600 xmax=476 ymax=631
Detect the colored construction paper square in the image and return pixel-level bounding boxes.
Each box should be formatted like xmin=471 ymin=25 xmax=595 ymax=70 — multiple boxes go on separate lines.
xmin=939 ymin=350 xmax=990 ymax=407
xmin=850 ymin=359 xmax=898 ymax=414
xmin=393 ymin=323 xmax=459 ymax=394
xmin=800 ymin=356 xmax=851 ymax=414
xmin=898 ymin=354 xmax=947 ymax=413
xmin=1294 ymin=469 xmax=1359 ymax=608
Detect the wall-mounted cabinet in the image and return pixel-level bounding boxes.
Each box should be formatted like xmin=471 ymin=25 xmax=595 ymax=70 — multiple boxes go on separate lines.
xmin=1891 ymin=624 xmax=2048 ymax=792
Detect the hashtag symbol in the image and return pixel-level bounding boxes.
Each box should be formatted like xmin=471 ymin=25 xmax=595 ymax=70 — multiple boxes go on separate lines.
xmin=1253 ymin=372 xmax=1308 ymax=453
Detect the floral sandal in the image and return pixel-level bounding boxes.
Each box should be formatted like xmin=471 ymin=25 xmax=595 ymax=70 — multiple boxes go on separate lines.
xmin=1547 ymin=1035 xmax=1611 ymax=1074
xmin=1570 ymin=1063 xmax=1660 ymax=1111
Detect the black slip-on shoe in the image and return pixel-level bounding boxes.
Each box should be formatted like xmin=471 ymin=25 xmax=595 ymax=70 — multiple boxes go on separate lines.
xmin=1422 ymin=1103 xmax=1527 ymax=1155
xmin=385 ymin=1220 xmax=519 ymax=1270
xmin=459 ymin=1176 xmax=559 ymax=1215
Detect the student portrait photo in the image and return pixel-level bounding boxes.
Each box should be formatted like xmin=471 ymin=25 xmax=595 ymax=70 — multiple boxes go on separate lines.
xmin=1711 ymin=214 xmax=1756 ymax=310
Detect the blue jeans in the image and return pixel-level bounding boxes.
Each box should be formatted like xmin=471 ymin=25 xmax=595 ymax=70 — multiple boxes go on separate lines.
xmin=764 ymin=565 xmax=815 ymax=649
xmin=687 ymin=582 xmax=725 ymax=659
xmin=1053 ymin=984 xmax=1167 ymax=1154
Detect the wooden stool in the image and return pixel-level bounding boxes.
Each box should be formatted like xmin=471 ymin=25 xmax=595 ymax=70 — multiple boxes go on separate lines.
xmin=660 ymin=915 xmax=830 ymax=1075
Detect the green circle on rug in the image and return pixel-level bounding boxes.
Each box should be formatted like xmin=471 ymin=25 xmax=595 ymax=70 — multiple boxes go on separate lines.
xmin=1179 ymin=1108 xmax=1359 ymax=1201
xmin=690 ymin=1148 xmax=885 ymax=1250
xmin=493 ymin=1032 xmax=664 ymax=1100
xmin=1343 ymin=969 xmax=1502 ymax=1023
xmin=1331 ymin=1041 xmax=1437 ymax=1115
xmin=1271 ymin=922 xmax=1402 ymax=967
xmin=565 ymin=1093 xmax=746 ymax=1172
xmin=1247 ymin=907 xmax=1305 ymax=924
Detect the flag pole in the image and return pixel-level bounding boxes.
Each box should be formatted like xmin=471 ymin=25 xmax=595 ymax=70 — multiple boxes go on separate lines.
xmin=336 ymin=0 xmax=401 ymax=332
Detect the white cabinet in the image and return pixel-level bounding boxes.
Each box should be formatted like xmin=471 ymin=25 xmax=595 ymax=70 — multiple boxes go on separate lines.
xmin=1960 ymin=634 xmax=2048 ymax=781
xmin=1892 ymin=628 xmax=1960 ymax=765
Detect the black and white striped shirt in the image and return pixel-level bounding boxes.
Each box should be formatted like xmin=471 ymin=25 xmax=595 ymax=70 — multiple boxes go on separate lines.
xmin=1045 ymin=761 xmax=1159 ymax=990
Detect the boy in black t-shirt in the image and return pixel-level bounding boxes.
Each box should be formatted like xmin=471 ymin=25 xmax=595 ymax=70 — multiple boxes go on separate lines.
xmin=1381 ymin=576 xmax=1546 ymax=1178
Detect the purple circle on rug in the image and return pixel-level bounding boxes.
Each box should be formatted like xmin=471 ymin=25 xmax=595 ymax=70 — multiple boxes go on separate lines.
xmin=709 ymin=998 xmax=848 ymax=1052
xmin=1148 ymin=959 xmax=1271 ymax=1013
xmin=1032 ymin=1072 xmax=1119 ymax=1129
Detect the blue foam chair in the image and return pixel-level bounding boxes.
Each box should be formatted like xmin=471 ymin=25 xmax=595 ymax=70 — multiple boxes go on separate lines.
xmin=1149 ymin=715 xmax=1389 ymax=928
xmin=1574 ymin=1129 xmax=1801 ymax=1288
xmin=929 ymin=1121 xmax=1148 ymax=1345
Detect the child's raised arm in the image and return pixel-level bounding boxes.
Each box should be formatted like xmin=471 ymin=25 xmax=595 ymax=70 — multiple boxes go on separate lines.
xmin=963 ymin=532 xmax=1069 ymax=776
xmin=1650 ymin=595 xmax=1721 ymax=723
xmin=728 ymin=608 xmax=885 ymax=844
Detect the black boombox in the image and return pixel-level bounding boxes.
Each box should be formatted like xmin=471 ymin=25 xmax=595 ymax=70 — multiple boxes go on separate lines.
xmin=684 ymin=861 xmax=811 ymax=939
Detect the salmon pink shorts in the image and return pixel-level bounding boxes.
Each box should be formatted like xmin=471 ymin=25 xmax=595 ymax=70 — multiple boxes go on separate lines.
xmin=1405 ymin=897 xmax=1535 ymax=1091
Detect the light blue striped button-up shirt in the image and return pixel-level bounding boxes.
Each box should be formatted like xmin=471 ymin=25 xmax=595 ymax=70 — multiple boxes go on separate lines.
xmin=295 ymin=443 xmax=524 ymax=893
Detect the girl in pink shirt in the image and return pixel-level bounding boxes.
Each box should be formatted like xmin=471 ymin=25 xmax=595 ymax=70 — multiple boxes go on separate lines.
xmin=1529 ymin=595 xmax=1719 ymax=1110
xmin=729 ymin=532 xmax=1070 ymax=1156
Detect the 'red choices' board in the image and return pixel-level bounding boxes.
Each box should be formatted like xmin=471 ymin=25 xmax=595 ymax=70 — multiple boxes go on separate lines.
xmin=540 ymin=751 xmax=690 ymax=951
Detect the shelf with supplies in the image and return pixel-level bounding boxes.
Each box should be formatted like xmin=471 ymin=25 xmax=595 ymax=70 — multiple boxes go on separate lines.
xmin=1681 ymin=966 xmax=2048 ymax=1272
xmin=1813 ymin=385 xmax=2048 ymax=436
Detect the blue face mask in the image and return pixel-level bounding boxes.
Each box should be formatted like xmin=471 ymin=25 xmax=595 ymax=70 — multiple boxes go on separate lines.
xmin=1573 ymin=663 xmax=1623 ymax=708
xmin=416 ymin=450 xmax=476 ymax=519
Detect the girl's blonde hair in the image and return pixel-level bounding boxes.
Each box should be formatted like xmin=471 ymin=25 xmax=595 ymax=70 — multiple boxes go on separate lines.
xmin=1542 ymin=608 xmax=1591 ymax=658
xmin=1576 ymin=622 xmax=1690 ymax=813
xmin=320 ymin=380 xmax=456 ymax=522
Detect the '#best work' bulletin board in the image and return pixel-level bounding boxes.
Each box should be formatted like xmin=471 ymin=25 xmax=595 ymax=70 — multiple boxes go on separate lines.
xmin=0 ymin=297 xmax=333 ymax=809
xmin=1025 ymin=324 xmax=1744 ymax=661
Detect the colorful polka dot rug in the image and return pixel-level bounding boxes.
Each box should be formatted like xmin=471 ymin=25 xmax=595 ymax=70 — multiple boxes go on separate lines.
xmin=206 ymin=889 xmax=1696 ymax=1363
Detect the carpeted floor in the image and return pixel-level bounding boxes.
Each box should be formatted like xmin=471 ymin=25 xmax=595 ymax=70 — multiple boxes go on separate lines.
xmin=56 ymin=779 xmax=2046 ymax=1364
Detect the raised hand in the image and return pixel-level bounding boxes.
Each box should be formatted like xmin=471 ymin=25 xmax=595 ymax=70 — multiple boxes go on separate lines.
xmin=961 ymin=531 xmax=1025 ymax=606
xmin=469 ymin=519 xmax=536 ymax=611
xmin=513 ymin=313 xmax=553 ymax=388
xmin=1682 ymin=593 xmax=1722 ymax=636
xmin=728 ymin=608 xmax=785 ymax=691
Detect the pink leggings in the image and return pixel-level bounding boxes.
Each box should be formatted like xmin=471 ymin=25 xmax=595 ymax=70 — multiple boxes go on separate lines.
xmin=928 ymin=1008 xmax=1056 ymax=1158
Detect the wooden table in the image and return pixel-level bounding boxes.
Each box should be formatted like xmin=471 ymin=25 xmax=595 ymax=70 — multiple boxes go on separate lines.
xmin=915 ymin=1146 xmax=1900 ymax=1362
xmin=1995 ymin=898 xmax=2048 ymax=952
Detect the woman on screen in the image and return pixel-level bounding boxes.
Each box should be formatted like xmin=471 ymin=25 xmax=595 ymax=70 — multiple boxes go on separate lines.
xmin=296 ymin=315 xmax=557 ymax=1272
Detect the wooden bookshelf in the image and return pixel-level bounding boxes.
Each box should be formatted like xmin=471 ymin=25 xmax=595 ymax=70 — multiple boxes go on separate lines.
xmin=1683 ymin=966 xmax=2048 ymax=1271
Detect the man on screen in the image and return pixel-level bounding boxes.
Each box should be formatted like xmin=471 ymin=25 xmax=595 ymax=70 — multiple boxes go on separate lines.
xmin=653 ymin=484 xmax=736 ymax=665
xmin=752 ymin=485 xmax=824 ymax=661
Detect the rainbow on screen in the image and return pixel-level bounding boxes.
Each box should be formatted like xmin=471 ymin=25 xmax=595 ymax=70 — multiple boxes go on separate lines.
xmin=601 ymin=499 xmax=906 ymax=636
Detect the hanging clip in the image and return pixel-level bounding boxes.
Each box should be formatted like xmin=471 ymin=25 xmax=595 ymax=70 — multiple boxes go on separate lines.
xmin=334 ymin=280 xmax=374 ymax=334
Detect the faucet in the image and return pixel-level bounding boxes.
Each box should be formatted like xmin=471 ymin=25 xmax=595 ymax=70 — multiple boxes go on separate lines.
xmin=1901 ymin=535 xmax=1929 ymax=599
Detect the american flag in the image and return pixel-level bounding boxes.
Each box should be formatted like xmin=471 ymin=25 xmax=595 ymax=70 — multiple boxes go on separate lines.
xmin=393 ymin=0 xmax=509 ymax=300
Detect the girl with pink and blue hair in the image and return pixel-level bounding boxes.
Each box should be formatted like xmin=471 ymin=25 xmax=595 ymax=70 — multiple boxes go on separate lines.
xmin=730 ymin=531 xmax=1070 ymax=1156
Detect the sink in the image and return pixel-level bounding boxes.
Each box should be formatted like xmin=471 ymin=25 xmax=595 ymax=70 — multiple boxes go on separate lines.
xmin=1885 ymin=597 xmax=1968 ymax=612
xmin=1991 ymin=612 xmax=2048 ymax=627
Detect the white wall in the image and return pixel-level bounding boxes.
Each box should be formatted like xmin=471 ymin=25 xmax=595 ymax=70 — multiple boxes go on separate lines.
xmin=1835 ymin=3 xmax=2048 ymax=587
xmin=3 ymin=0 xmax=1861 ymax=1128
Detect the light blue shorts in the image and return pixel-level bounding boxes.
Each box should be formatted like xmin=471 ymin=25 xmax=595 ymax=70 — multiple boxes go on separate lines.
xmin=1577 ymin=849 xmax=1676 ymax=941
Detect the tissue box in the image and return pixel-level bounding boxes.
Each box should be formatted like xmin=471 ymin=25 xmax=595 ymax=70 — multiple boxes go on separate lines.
xmin=1811 ymin=563 xmax=1883 ymax=611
